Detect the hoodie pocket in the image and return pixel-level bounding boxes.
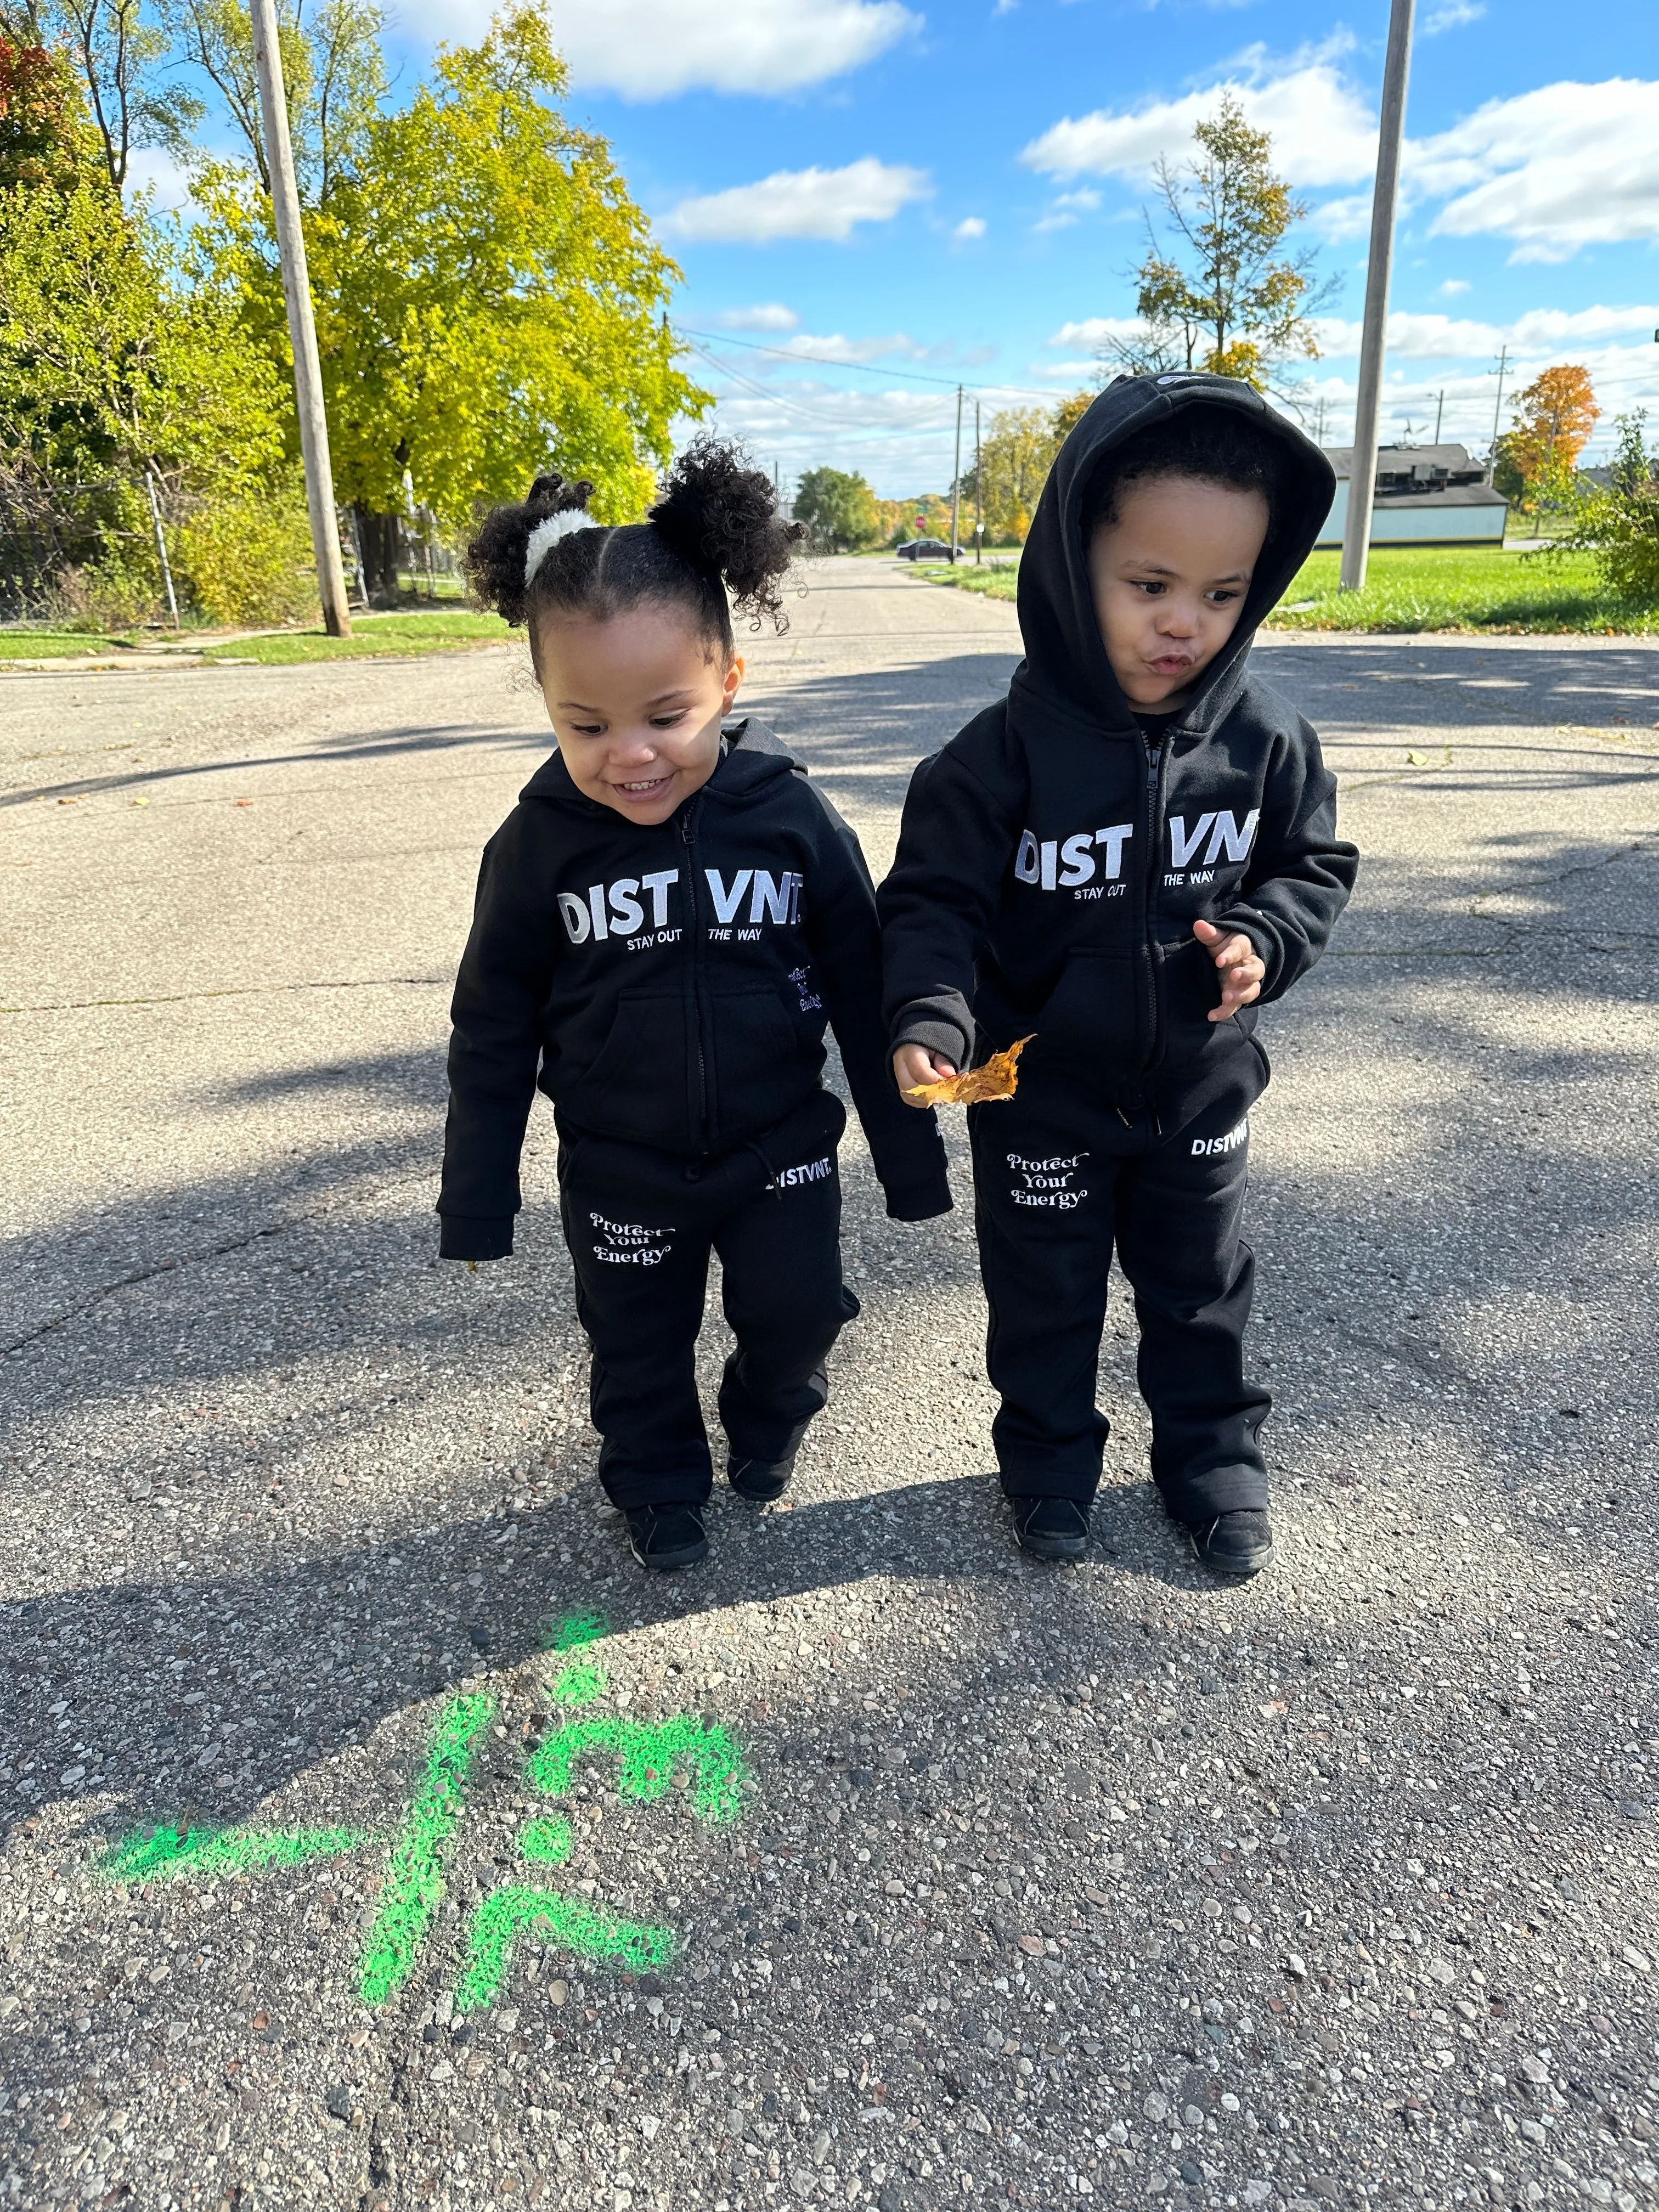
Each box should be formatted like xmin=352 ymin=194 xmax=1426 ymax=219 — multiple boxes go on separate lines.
xmin=709 ymin=985 xmax=810 ymax=1136
xmin=562 ymin=992 xmax=690 ymax=1147
xmin=1032 ymin=950 xmax=1143 ymax=1080
xmin=1154 ymin=935 xmax=1223 ymax=1046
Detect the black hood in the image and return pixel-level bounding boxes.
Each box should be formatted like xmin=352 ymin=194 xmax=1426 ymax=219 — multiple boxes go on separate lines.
xmin=1014 ymin=372 xmax=1336 ymax=735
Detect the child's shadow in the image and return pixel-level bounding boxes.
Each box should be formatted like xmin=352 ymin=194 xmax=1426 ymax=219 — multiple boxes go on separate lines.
xmin=4 ymin=1470 xmax=1210 ymax=1841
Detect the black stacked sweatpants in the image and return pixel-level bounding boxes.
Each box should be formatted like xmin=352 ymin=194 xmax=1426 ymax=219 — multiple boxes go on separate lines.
xmin=556 ymin=1089 xmax=858 ymax=1510
xmin=969 ymin=1076 xmax=1270 ymax=1522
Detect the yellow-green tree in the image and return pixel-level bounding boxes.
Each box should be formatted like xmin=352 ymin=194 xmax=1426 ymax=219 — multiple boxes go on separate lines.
xmin=192 ymin=5 xmax=706 ymax=595
xmin=1114 ymin=94 xmax=1324 ymax=392
xmin=973 ymin=407 xmax=1061 ymax=543
xmin=0 ymin=30 xmax=294 ymax=617
xmin=792 ymin=465 xmax=879 ymax=552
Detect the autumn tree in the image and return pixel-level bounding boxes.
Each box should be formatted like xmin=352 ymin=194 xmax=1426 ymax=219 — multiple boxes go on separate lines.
xmin=792 ymin=465 xmax=878 ymax=552
xmin=1109 ymin=94 xmax=1326 ymax=392
xmin=1501 ymin=364 xmax=1599 ymax=514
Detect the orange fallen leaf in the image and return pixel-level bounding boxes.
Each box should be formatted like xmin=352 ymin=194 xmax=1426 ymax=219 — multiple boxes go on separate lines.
xmin=905 ymin=1034 xmax=1034 ymax=1107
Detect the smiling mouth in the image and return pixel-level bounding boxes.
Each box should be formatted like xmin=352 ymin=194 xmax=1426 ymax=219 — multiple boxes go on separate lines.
xmin=613 ymin=774 xmax=674 ymax=798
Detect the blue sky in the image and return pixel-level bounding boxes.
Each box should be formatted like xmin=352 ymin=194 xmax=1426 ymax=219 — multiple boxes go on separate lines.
xmin=168 ymin=0 xmax=1659 ymax=499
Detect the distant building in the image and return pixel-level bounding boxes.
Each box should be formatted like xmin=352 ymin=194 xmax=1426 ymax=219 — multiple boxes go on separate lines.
xmin=1315 ymin=443 xmax=1510 ymax=549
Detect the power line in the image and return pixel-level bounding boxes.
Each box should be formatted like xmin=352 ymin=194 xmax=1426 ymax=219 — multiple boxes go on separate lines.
xmin=678 ymin=326 xmax=1063 ymax=403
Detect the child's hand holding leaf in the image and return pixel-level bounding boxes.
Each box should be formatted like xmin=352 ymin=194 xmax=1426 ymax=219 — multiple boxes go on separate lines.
xmin=896 ymin=1035 xmax=1034 ymax=1107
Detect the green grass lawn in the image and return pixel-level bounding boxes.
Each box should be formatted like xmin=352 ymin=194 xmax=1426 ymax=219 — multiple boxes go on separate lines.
xmin=0 ymin=628 xmax=144 ymax=659
xmin=203 ymin=610 xmax=512 ymax=663
xmin=918 ymin=544 xmax=1658 ymax=634
xmin=0 ymin=609 xmax=512 ymax=664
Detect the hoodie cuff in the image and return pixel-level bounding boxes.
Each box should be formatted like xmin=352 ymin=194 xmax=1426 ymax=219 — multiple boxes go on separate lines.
xmin=890 ymin=1013 xmax=972 ymax=1072
xmin=882 ymin=1170 xmax=954 ymax=1223
xmin=439 ymin=1215 xmax=515 ymax=1262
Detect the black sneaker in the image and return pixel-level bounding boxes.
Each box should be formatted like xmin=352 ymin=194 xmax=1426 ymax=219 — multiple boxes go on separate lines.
xmin=624 ymin=1503 xmax=709 ymax=1571
xmin=1184 ymin=1509 xmax=1274 ymax=1578
xmin=727 ymin=1451 xmax=797 ymax=1503
xmin=1010 ymin=1495 xmax=1091 ymax=1561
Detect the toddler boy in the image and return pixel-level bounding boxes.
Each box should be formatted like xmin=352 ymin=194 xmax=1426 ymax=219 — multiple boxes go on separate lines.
xmin=881 ymin=373 xmax=1357 ymax=1575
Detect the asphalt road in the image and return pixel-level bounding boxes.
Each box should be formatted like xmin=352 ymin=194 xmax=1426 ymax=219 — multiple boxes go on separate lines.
xmin=2 ymin=557 xmax=1658 ymax=2212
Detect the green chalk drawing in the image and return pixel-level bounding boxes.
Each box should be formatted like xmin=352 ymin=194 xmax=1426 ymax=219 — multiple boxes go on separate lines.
xmin=454 ymin=1886 xmax=675 ymax=2010
xmin=520 ymin=1815 xmax=574 ymax=1864
xmin=552 ymin=1657 xmax=606 ymax=1706
xmin=528 ymin=1712 xmax=744 ymax=1826
xmin=358 ymin=1691 xmax=496 ymax=2005
xmin=98 ymin=1609 xmax=749 ymax=2015
xmin=548 ymin=1610 xmax=609 ymax=1652
xmin=100 ymin=1824 xmax=369 ymax=1883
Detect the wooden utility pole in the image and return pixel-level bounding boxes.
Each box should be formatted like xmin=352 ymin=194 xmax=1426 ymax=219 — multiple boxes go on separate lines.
xmin=974 ymin=399 xmax=983 ymax=565
xmin=249 ymin=0 xmax=351 ymax=636
xmin=1340 ymin=0 xmax=1416 ymax=594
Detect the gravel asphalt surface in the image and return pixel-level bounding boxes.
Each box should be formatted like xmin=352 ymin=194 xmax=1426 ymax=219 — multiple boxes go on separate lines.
xmin=2 ymin=557 xmax=1657 ymax=2212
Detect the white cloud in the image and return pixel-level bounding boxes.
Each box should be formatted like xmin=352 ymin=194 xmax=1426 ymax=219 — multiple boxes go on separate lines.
xmin=953 ymin=216 xmax=988 ymax=241
xmin=1421 ymin=0 xmax=1484 ymax=31
xmin=773 ymin=332 xmax=927 ymax=363
xmin=664 ymin=159 xmax=931 ymax=245
xmin=1314 ymin=303 xmax=1659 ymax=359
xmin=1034 ymin=212 xmax=1078 ymax=233
xmin=1437 ymin=279 xmax=1471 ymax=297
xmin=1409 ymin=78 xmax=1659 ymax=261
xmin=714 ymin=303 xmax=801 ymax=331
xmin=1020 ymin=49 xmax=1378 ymax=190
xmin=1047 ymin=315 xmax=1157 ymax=349
xmin=1023 ymin=60 xmax=1659 ymax=267
xmin=542 ymin=0 xmax=918 ymax=99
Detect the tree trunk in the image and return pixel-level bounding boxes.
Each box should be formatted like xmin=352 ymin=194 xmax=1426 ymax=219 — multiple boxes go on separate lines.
xmin=352 ymin=506 xmax=403 ymax=605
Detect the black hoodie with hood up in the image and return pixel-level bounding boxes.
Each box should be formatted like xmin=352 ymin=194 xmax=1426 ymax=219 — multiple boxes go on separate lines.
xmin=439 ymin=715 xmax=951 ymax=1260
xmin=879 ymin=373 xmax=1358 ymax=1124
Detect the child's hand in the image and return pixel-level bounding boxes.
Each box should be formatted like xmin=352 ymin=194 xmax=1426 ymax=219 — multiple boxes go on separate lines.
xmin=893 ymin=1043 xmax=957 ymax=1105
xmin=1193 ymin=917 xmax=1265 ymax=1022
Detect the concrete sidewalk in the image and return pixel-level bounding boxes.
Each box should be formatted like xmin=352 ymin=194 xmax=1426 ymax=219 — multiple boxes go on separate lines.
xmin=2 ymin=559 xmax=1657 ymax=2212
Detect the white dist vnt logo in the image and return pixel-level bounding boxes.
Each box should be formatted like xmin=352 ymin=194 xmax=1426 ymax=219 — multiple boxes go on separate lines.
xmin=1015 ymin=826 xmax=1132 ymax=898
xmin=1165 ymin=810 xmax=1260 ymax=885
xmin=557 ymin=865 xmax=805 ymax=947
xmin=560 ymin=871 xmax=680 ymax=945
xmin=704 ymin=868 xmax=803 ymax=941
xmin=765 ymin=1154 xmax=834 ymax=1193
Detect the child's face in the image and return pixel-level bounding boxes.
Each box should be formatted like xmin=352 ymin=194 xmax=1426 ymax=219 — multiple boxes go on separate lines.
xmin=535 ymin=602 xmax=744 ymax=825
xmin=1086 ymin=473 xmax=1269 ymax=711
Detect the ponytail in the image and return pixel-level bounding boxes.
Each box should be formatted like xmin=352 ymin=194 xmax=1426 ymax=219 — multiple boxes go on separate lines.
xmin=465 ymin=437 xmax=804 ymax=658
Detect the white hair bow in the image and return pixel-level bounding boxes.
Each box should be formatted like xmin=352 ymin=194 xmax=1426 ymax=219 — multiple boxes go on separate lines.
xmin=524 ymin=507 xmax=600 ymax=586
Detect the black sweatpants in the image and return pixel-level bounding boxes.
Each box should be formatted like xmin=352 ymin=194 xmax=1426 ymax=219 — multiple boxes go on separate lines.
xmin=969 ymin=1078 xmax=1269 ymax=1521
xmin=557 ymin=1089 xmax=857 ymax=1511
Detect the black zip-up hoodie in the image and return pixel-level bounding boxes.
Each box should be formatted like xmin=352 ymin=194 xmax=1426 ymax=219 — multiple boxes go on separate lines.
xmin=439 ymin=715 xmax=951 ymax=1259
xmin=879 ymin=371 xmax=1358 ymax=1122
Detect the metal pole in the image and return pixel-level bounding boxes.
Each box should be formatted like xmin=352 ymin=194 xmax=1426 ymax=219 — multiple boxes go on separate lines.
xmin=949 ymin=384 xmax=963 ymax=562
xmin=249 ymin=0 xmax=351 ymax=637
xmin=1433 ymin=388 xmax=1444 ymax=443
xmin=1339 ymin=0 xmax=1416 ymax=594
xmin=144 ymin=469 xmax=179 ymax=629
xmin=1487 ymin=344 xmax=1509 ymax=482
